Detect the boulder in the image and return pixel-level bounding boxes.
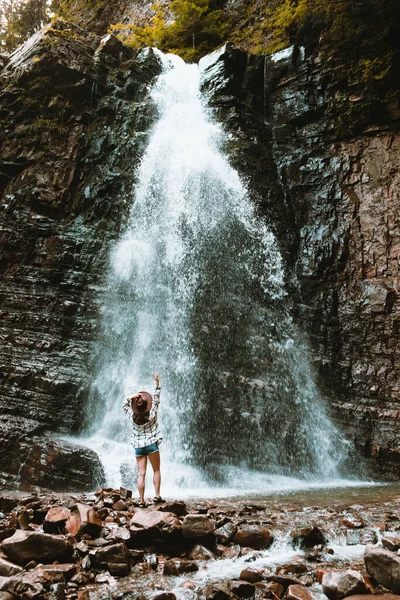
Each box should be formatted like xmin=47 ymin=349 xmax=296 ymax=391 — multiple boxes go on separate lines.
xmin=43 ymin=506 xmax=71 ymax=534
xmin=234 ymin=526 xmax=273 ymax=550
xmin=1 ymin=530 xmax=73 ymax=565
xmin=322 ymin=570 xmax=367 ymax=600
xmin=129 ymin=510 xmax=181 ymax=546
xmin=182 ymin=514 xmax=215 ymax=543
xmin=287 ymin=585 xmax=315 ymax=600
xmin=65 ymin=503 xmax=102 ymax=538
xmin=365 ymin=546 xmax=400 ymax=593
xmin=163 ymin=558 xmax=199 ymax=575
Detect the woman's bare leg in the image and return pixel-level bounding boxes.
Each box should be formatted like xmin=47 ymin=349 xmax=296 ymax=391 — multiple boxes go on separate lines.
xmin=136 ymin=455 xmax=147 ymax=503
xmin=148 ymin=451 xmax=161 ymax=498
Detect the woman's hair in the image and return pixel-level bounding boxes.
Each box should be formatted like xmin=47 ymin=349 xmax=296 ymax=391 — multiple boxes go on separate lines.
xmin=133 ymin=411 xmax=150 ymax=425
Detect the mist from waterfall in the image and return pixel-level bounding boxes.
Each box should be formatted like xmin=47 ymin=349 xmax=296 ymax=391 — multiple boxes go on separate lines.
xmin=82 ymin=50 xmax=350 ymax=495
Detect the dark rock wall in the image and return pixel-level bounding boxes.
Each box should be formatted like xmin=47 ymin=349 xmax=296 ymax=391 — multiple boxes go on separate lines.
xmin=202 ymin=44 xmax=400 ymax=478
xmin=0 ymin=21 xmax=162 ymax=490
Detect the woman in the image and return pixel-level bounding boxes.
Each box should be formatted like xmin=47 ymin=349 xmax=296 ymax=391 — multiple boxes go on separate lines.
xmin=123 ymin=373 xmax=163 ymax=507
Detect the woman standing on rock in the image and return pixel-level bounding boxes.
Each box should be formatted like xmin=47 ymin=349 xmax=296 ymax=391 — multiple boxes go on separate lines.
xmin=123 ymin=373 xmax=163 ymax=507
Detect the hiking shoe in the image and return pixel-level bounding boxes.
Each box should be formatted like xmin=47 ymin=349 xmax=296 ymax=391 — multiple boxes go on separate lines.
xmin=153 ymin=496 xmax=164 ymax=504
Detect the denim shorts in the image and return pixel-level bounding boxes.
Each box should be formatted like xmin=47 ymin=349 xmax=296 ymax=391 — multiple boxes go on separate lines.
xmin=135 ymin=442 xmax=159 ymax=457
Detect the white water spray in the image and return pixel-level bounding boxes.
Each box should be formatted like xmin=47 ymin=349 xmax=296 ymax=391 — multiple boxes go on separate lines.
xmin=82 ymin=50 xmax=349 ymax=495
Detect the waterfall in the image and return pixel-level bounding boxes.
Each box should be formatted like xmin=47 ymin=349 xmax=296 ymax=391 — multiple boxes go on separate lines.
xmin=82 ymin=51 xmax=349 ymax=495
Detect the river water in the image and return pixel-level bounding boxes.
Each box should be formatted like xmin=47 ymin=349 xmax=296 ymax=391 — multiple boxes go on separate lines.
xmin=80 ymin=49 xmax=366 ymax=495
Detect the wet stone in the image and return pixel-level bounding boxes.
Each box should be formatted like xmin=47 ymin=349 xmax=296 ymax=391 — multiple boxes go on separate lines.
xmin=234 ymin=526 xmax=273 ymax=550
xmin=163 ymin=558 xmax=199 ymax=575
xmin=239 ymin=567 xmax=264 ymax=583
xmin=365 ymin=546 xmax=400 ymax=593
xmin=287 ymin=584 xmax=315 ymax=600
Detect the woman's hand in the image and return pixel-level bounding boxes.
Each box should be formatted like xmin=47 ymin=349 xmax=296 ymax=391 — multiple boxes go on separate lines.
xmin=153 ymin=372 xmax=160 ymax=387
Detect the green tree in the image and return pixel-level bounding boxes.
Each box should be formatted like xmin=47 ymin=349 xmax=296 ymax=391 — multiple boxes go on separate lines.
xmin=0 ymin=0 xmax=49 ymax=52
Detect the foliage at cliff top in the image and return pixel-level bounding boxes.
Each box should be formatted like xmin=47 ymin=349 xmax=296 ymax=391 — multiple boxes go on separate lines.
xmin=1 ymin=0 xmax=399 ymax=112
xmin=109 ymin=0 xmax=230 ymax=63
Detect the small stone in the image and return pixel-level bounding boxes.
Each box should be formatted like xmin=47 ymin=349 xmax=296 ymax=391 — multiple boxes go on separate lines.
xmin=65 ymin=503 xmax=102 ymax=539
xmin=215 ymin=522 xmax=238 ymax=544
xmin=119 ymin=487 xmax=132 ymax=499
xmin=234 ymin=526 xmax=273 ymax=550
xmin=182 ymin=514 xmax=215 ymax=542
xmin=287 ymin=584 xmax=314 ymax=600
xmin=163 ymin=558 xmax=199 ymax=575
xmin=43 ymin=506 xmax=71 ymax=534
xmin=188 ymin=544 xmax=215 ymax=561
xmin=112 ymin=499 xmax=127 ymax=511
xmin=0 ymin=557 xmax=23 ymax=576
xmin=228 ymin=579 xmax=255 ymax=597
xmin=291 ymin=526 xmax=326 ymax=548
xmin=159 ymin=501 xmax=187 ymax=516
xmin=382 ymin=535 xmax=400 ymax=553
xmin=240 ymin=567 xmax=264 ymax=583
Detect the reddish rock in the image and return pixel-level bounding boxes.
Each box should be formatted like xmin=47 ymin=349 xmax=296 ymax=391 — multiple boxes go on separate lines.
xmin=163 ymin=558 xmax=199 ymax=575
xmin=43 ymin=506 xmax=71 ymax=534
xmin=287 ymin=584 xmax=314 ymax=600
xmin=205 ymin=582 xmax=232 ymax=599
xmin=129 ymin=509 xmax=181 ymax=546
xmin=239 ymin=567 xmax=264 ymax=583
xmin=119 ymin=487 xmax=132 ymax=499
xmin=255 ymin=581 xmax=285 ymax=598
xmin=215 ymin=522 xmax=237 ymax=544
xmin=188 ymin=543 xmax=215 ymax=560
xmin=290 ymin=526 xmax=326 ymax=548
xmin=220 ymin=544 xmax=241 ymax=559
xmin=276 ymin=558 xmax=307 ymax=575
xmin=89 ymin=542 xmax=131 ymax=573
xmin=322 ymin=570 xmax=366 ymax=600
xmin=112 ymin=499 xmax=127 ymax=511
xmin=0 ymin=557 xmax=23 ymax=577
xmin=182 ymin=514 xmax=215 ymax=542
xmin=159 ymin=501 xmax=187 ymax=516
xmin=1 ymin=530 xmax=73 ymax=565
xmin=228 ymin=579 xmax=255 ymax=597
xmin=234 ymin=526 xmax=273 ymax=550
xmin=153 ymin=593 xmax=177 ymax=600
xmin=65 ymin=503 xmax=102 ymax=539
xmin=365 ymin=546 xmax=400 ymax=593
xmin=382 ymin=535 xmax=400 ymax=552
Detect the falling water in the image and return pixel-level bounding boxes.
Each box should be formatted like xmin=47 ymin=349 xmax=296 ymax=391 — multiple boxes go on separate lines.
xmin=82 ymin=50 xmax=349 ymax=494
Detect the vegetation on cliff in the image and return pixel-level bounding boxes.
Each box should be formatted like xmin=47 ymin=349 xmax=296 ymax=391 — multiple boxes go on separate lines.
xmin=1 ymin=0 xmax=399 ymax=123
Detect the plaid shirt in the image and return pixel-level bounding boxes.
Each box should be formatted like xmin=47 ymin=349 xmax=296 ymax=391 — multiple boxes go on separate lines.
xmin=123 ymin=387 xmax=162 ymax=449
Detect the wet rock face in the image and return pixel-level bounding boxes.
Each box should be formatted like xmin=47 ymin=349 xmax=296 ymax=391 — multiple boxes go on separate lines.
xmin=0 ymin=20 xmax=162 ymax=490
xmin=201 ymin=43 xmax=400 ymax=478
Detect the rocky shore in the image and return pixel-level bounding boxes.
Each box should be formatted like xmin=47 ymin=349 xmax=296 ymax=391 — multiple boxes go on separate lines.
xmin=0 ymin=488 xmax=399 ymax=600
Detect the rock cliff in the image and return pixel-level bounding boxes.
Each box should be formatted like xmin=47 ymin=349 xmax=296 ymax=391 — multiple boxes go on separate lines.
xmin=0 ymin=26 xmax=399 ymax=489
xmin=0 ymin=20 xmax=162 ymax=490
xmin=201 ymin=44 xmax=400 ymax=478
